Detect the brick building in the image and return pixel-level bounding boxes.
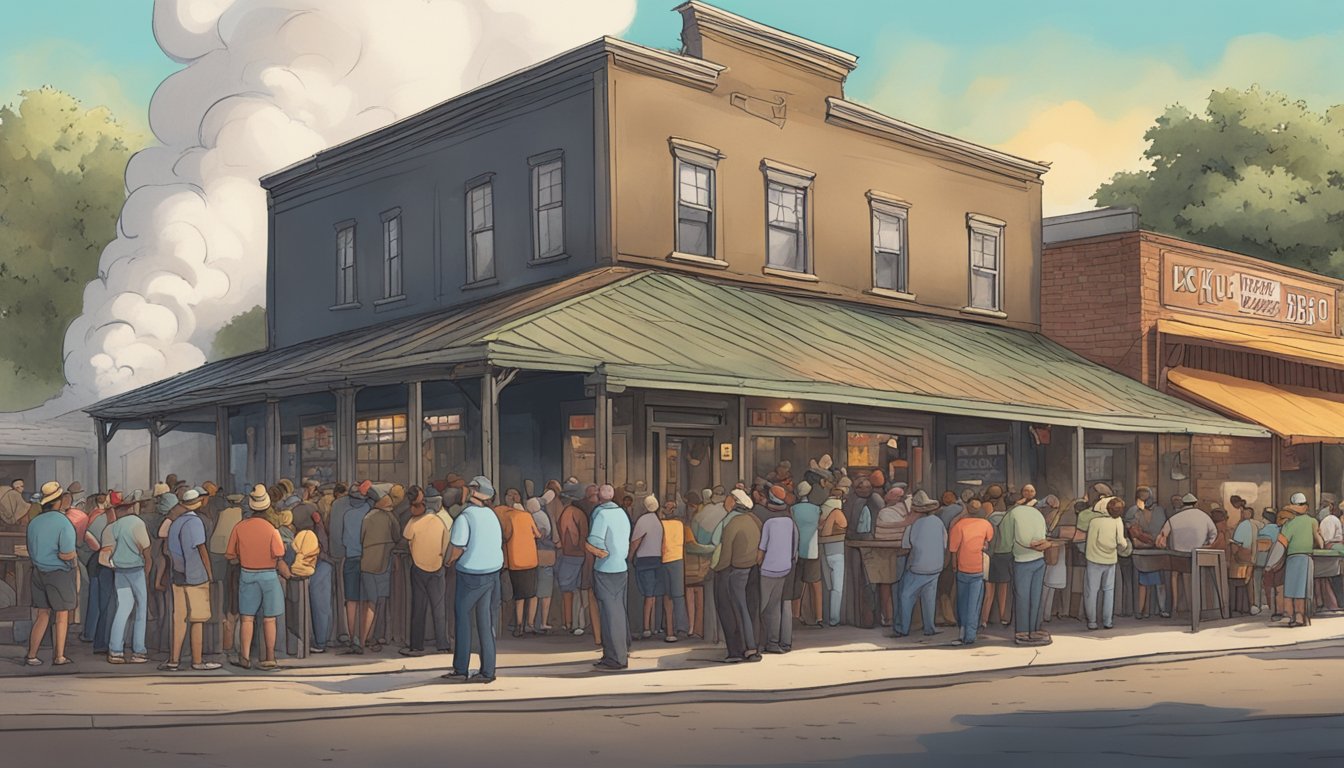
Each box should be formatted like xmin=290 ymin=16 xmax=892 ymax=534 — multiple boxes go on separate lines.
xmin=1043 ymin=207 xmax=1344 ymax=510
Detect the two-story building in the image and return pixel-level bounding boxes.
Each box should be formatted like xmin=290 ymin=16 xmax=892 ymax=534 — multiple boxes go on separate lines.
xmin=1044 ymin=207 xmax=1344 ymax=511
xmin=86 ymin=2 xmax=1260 ymax=511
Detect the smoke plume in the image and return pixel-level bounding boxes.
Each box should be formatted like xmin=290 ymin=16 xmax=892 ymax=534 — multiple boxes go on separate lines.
xmin=59 ymin=0 xmax=636 ymax=407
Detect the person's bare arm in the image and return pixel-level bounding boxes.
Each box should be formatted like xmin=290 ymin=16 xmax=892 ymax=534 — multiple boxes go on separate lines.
xmin=197 ymin=542 xmax=212 ymax=582
xmin=141 ymin=545 xmax=152 ymax=576
xmin=277 ymin=559 xmax=292 ymax=580
xmin=585 ymin=541 xmax=608 ymax=559
xmin=447 ymin=545 xmax=464 ymax=568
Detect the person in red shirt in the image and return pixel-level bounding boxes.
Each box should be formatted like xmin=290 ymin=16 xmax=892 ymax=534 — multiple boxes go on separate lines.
xmin=948 ymin=502 xmax=995 ymax=646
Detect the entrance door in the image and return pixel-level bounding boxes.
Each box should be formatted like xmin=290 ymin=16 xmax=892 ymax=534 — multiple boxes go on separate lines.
xmin=652 ymin=430 xmax=716 ymax=508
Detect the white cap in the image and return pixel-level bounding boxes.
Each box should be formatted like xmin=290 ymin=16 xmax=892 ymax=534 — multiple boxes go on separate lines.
xmin=1290 ymin=492 xmax=1308 ymax=505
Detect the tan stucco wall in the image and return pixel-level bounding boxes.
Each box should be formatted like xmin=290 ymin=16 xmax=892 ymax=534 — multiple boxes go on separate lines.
xmin=605 ymin=38 xmax=1044 ymax=330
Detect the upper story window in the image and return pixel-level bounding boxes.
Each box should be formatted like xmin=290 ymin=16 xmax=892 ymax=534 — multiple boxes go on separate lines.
xmin=967 ymin=213 xmax=1006 ymax=313
xmin=380 ymin=208 xmax=402 ymax=299
xmin=761 ymin=160 xmax=815 ymax=275
xmin=466 ymin=175 xmax=495 ymax=284
xmin=530 ymin=151 xmax=565 ymax=261
xmin=869 ymin=192 xmax=910 ymax=295
xmin=669 ymin=138 xmax=724 ymax=261
xmin=334 ymin=221 xmax=357 ymax=306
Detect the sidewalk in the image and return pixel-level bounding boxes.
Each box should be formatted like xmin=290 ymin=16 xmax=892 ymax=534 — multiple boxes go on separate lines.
xmin=2 ymin=614 xmax=1341 ymax=731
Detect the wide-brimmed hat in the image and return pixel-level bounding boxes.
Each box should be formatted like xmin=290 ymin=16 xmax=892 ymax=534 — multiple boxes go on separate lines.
xmin=39 ymin=481 xmax=63 ymax=506
xmin=151 ymin=482 xmax=171 ymax=498
xmin=910 ymin=490 xmax=940 ymax=513
xmin=201 ymin=481 xmax=219 ymax=496
xmin=180 ymin=488 xmax=205 ymax=510
xmin=248 ymin=484 xmax=271 ymax=512
xmin=225 ymin=493 xmax=245 ymax=504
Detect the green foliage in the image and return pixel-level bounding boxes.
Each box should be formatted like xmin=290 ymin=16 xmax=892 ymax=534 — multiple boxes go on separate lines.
xmin=0 ymin=87 xmax=143 ymax=411
xmin=211 ymin=305 xmax=267 ymax=361
xmin=1095 ymin=86 xmax=1344 ymax=277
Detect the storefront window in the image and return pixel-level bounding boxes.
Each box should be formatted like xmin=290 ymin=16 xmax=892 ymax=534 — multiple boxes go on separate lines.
xmin=422 ymin=379 xmax=482 ymax=486
xmin=227 ymin=404 xmax=268 ymax=493
xmin=951 ymin=442 xmax=1007 ymax=494
xmin=752 ymin=435 xmax=830 ymax=483
xmin=1323 ymin=444 xmax=1344 ymax=502
xmin=566 ymin=411 xmax=596 ymax=482
xmin=356 ymin=414 xmax=408 ymax=483
xmin=846 ymin=431 xmax=923 ymax=489
xmin=1279 ymin=442 xmax=1317 ymax=508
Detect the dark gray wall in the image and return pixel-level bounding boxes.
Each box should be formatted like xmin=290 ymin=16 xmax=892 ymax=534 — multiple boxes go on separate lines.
xmin=267 ymin=69 xmax=603 ymax=347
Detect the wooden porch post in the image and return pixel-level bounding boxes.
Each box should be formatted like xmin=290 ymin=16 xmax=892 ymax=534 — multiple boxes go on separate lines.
xmin=265 ymin=399 xmax=281 ymax=485
xmin=593 ymin=379 xmax=611 ymax=485
xmin=407 ymin=380 xmax=423 ymax=490
xmin=96 ymin=419 xmax=110 ymax=492
xmin=481 ymin=372 xmax=498 ymax=487
xmin=215 ymin=406 xmax=229 ymax=492
xmin=148 ymin=419 xmax=161 ymax=489
xmin=1074 ymin=426 xmax=1087 ymax=499
xmin=335 ymin=388 xmax=357 ymax=484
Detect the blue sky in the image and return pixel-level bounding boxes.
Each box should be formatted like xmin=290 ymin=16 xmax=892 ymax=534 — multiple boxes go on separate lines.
xmin=6 ymin=0 xmax=1344 ymax=212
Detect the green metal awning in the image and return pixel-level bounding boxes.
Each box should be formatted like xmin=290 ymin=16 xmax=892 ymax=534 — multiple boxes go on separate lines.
xmin=88 ymin=268 xmax=1268 ymax=438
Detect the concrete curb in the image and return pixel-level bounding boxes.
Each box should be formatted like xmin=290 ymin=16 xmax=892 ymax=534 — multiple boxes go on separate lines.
xmin=3 ymin=633 xmax=1339 ymax=732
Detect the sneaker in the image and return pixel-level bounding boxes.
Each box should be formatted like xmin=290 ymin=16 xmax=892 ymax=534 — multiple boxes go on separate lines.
xmin=1087 ymin=623 xmax=1098 ymax=631
xmin=309 ymin=646 xmax=327 ymax=654
xmin=746 ymin=652 xmax=763 ymax=662
xmin=763 ymin=645 xmax=786 ymax=654
xmin=593 ymin=660 xmax=627 ymax=671
xmin=24 ymin=656 xmax=43 ymax=667
xmin=399 ymin=647 xmax=425 ymax=657
xmin=341 ymin=645 xmax=365 ymax=656
xmin=572 ymin=627 xmax=584 ymax=637
xmin=467 ymin=673 xmax=496 ymax=684
xmin=192 ymin=661 xmax=223 ymax=671
xmin=441 ymin=671 xmax=469 ymax=680
xmin=664 ymin=635 xmax=679 ymax=643
xmin=1249 ymin=606 xmax=1262 ymax=616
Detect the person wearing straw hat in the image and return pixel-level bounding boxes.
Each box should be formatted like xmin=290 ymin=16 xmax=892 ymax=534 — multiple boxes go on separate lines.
xmin=225 ymin=485 xmax=291 ymax=670
xmin=445 ymin=476 xmax=505 ymax=683
xmin=164 ymin=488 xmax=221 ymax=671
xmin=23 ymin=482 xmax=79 ymax=667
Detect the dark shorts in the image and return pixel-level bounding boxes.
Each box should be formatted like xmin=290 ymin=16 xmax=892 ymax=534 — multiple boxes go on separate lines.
xmin=797 ymin=557 xmax=822 ymax=584
xmin=509 ymin=567 xmax=538 ymax=600
xmin=660 ymin=559 xmax=686 ymax=598
xmin=31 ymin=567 xmax=77 ymax=611
xmin=1137 ymin=569 xmax=1164 ymax=587
xmin=342 ymin=557 xmax=362 ymax=602
xmin=988 ymin=552 xmax=1014 ymax=583
xmin=556 ymin=554 xmax=584 ymax=592
xmin=635 ymin=556 xmax=665 ymax=597
xmin=360 ymin=568 xmax=391 ymax=601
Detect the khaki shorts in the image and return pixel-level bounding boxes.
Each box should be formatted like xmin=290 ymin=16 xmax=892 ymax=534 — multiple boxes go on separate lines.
xmin=173 ymin=582 xmax=212 ymax=623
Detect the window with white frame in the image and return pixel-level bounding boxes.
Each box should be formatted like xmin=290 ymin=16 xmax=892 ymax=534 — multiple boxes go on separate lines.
xmin=870 ymin=194 xmax=909 ymax=293
xmin=466 ymin=178 xmax=495 ymax=283
xmin=762 ymin=160 xmax=814 ymax=274
xmin=381 ymin=209 xmax=402 ymax=299
xmin=530 ymin=152 xmax=564 ymax=260
xmin=335 ymin=222 xmax=356 ymax=305
xmin=967 ymin=214 xmax=1005 ymax=312
xmin=670 ymin=138 xmax=723 ymax=260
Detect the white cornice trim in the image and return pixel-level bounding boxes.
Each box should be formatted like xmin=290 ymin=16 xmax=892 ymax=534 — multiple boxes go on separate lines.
xmin=826 ymin=97 xmax=1052 ymax=180
xmin=676 ymin=0 xmax=857 ymax=81
xmin=604 ymin=36 xmax=724 ymax=91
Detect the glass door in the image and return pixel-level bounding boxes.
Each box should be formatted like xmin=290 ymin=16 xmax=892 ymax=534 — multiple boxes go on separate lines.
xmin=652 ymin=428 xmax=716 ymax=506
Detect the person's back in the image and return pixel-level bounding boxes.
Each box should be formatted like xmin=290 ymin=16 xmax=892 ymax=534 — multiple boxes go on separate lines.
xmin=167 ymin=511 xmax=209 ymax=585
xmin=451 ymin=502 xmax=504 ymax=574
xmin=360 ymin=505 xmax=399 ymax=574
xmin=790 ymin=500 xmax=821 ymax=559
xmin=502 ymin=506 xmax=540 ymax=571
xmin=109 ymin=514 xmax=151 ymax=569
xmin=589 ymin=501 xmax=631 ymax=573
xmin=906 ymin=514 xmax=947 ymax=575
xmin=209 ymin=502 xmax=243 ymax=556
xmin=228 ymin=516 xmax=284 ymax=570
xmin=341 ymin=498 xmax=370 ymax=558
xmin=1167 ymin=507 xmax=1216 ymax=553
xmin=948 ymin=514 xmax=993 ymax=574
xmin=557 ymin=503 xmax=589 ymax=558
xmin=1281 ymin=513 xmax=1319 ymax=555
xmin=723 ymin=511 xmax=762 ymax=569
xmin=1007 ymin=504 xmax=1047 ymax=562
xmin=404 ymin=512 xmax=449 ymax=572
xmin=1086 ymin=514 xmax=1133 ymax=564
xmin=758 ymin=514 xmax=797 ymax=578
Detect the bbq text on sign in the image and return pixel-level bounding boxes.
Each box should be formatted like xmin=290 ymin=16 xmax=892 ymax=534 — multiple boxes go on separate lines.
xmin=1162 ymin=251 xmax=1337 ymax=334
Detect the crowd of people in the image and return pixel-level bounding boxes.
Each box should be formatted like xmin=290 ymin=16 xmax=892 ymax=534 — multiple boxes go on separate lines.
xmin=10 ymin=456 xmax=1344 ymax=676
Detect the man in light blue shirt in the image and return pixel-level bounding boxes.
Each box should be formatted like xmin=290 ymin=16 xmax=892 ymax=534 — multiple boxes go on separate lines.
xmin=24 ymin=483 xmax=78 ymax=667
xmin=446 ymin=476 xmax=504 ymax=683
xmin=586 ymin=484 xmax=631 ymax=670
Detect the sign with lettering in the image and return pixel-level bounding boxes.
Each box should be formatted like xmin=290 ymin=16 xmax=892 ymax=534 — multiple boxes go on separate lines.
xmin=953 ymin=443 xmax=1006 ymax=488
xmin=1162 ymin=250 xmax=1337 ymax=334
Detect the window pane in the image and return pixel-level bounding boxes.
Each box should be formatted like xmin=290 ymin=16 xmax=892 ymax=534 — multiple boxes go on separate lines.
xmin=874 ymin=210 xmax=903 ymax=252
xmin=875 ymin=250 xmax=906 ymax=292
xmin=473 ymin=230 xmax=494 ymax=281
xmin=768 ymin=228 xmax=802 ymax=271
xmin=539 ymin=206 xmax=564 ymax=257
xmin=678 ymin=211 xmax=710 ymax=257
xmin=971 ymin=270 xmax=998 ymax=310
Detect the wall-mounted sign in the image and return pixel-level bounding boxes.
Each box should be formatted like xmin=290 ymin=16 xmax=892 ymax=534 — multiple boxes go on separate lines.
xmin=1161 ymin=250 xmax=1337 ymax=335
xmin=719 ymin=442 xmax=734 ymax=462
xmin=749 ymin=409 xmax=824 ymax=429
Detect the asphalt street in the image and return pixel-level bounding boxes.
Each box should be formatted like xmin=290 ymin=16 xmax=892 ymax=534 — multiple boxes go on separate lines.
xmin=4 ymin=643 xmax=1341 ymax=767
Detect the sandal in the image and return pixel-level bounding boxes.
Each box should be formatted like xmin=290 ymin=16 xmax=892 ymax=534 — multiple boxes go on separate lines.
xmin=230 ymin=656 xmax=252 ymax=670
xmin=52 ymin=657 xmax=74 ymax=666
xmin=24 ymin=656 xmax=42 ymax=666
xmin=129 ymin=654 xmax=149 ymax=664
xmin=107 ymin=654 xmax=126 ymax=665
xmin=158 ymin=661 xmax=180 ymax=671
xmin=259 ymin=660 xmax=279 ymax=671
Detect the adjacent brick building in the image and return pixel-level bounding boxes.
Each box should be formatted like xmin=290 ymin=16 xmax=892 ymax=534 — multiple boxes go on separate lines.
xmin=1043 ymin=208 xmax=1344 ymax=510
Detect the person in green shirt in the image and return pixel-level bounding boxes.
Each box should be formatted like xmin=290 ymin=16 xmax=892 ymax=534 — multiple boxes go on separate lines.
xmin=1278 ymin=497 xmax=1323 ymax=627
xmin=1006 ymin=503 xmax=1051 ymax=644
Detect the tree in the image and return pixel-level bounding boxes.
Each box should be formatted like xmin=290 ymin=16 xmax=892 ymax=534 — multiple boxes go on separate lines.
xmin=1095 ymin=86 xmax=1344 ymax=277
xmin=0 ymin=87 xmax=142 ymax=411
xmin=210 ymin=305 xmax=267 ymax=361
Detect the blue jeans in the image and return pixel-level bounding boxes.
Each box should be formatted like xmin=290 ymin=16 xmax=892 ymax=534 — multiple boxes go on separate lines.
xmin=820 ymin=541 xmax=845 ymax=626
xmin=110 ymin=568 xmax=148 ymax=656
xmin=896 ymin=571 xmax=939 ymax=636
xmin=91 ymin=564 xmax=116 ymax=651
xmin=1083 ymin=560 xmax=1116 ymax=627
xmin=1013 ymin=558 xmax=1045 ymax=635
xmin=453 ymin=570 xmax=498 ymax=678
xmin=309 ymin=560 xmax=334 ymax=649
xmin=955 ymin=572 xmax=985 ymax=643
xmin=594 ymin=570 xmax=631 ymax=666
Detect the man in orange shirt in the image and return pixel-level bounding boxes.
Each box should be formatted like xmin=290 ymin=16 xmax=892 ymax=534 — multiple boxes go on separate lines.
xmin=948 ymin=501 xmax=995 ymax=646
xmin=225 ymin=486 xmax=292 ymax=671
xmin=501 ymin=500 xmax=542 ymax=638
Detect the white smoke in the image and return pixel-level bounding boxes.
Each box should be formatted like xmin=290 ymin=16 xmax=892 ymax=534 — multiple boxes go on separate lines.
xmin=58 ymin=0 xmax=637 ymax=407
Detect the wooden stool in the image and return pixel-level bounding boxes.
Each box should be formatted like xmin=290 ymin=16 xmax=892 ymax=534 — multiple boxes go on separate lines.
xmin=1189 ymin=548 xmax=1229 ymax=632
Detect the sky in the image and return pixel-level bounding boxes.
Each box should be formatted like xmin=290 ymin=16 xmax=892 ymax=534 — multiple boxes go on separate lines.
xmin=5 ymin=0 xmax=1344 ymax=214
